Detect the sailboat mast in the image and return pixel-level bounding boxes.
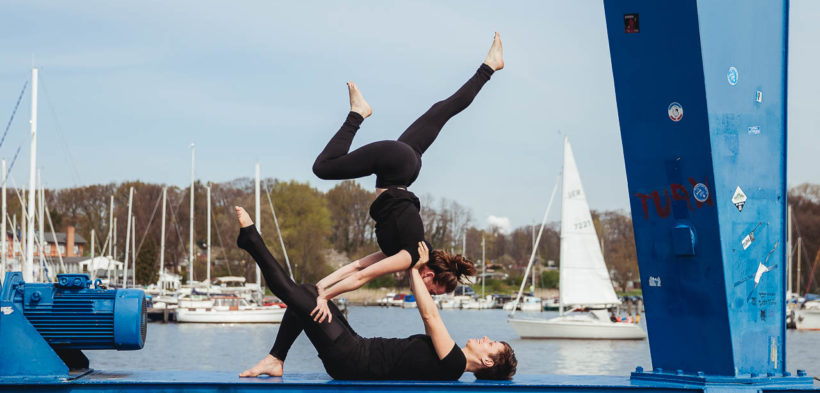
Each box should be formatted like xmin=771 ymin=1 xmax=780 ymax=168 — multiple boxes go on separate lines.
xmin=481 ymin=235 xmax=485 ymax=298
xmin=1 ymin=159 xmax=6 ymax=277
xmin=38 ymin=170 xmax=44 ymax=277
xmin=797 ymin=237 xmax=802 ymax=296
xmin=112 ymin=217 xmax=117 ymax=282
xmin=255 ymin=163 xmax=262 ymax=294
xmin=108 ymin=195 xmax=114 ymax=258
xmin=131 ymin=216 xmax=135 ymax=285
xmin=123 ymin=187 xmax=133 ymax=287
xmin=206 ymin=184 xmax=211 ymax=290
xmin=189 ymin=143 xmax=195 ymax=284
xmin=24 ymin=68 xmax=38 ymax=282
xmin=159 ymin=187 xmax=166 ymax=294
xmin=510 ymin=178 xmax=559 ymax=316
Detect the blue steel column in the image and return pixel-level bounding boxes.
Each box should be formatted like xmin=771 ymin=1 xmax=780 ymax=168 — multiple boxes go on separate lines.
xmin=604 ymin=0 xmax=788 ymax=378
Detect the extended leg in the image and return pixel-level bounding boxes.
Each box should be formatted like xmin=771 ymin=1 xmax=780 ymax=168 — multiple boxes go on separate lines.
xmin=397 ymin=33 xmax=503 ymax=155
xmin=235 ymin=207 xmax=351 ymax=345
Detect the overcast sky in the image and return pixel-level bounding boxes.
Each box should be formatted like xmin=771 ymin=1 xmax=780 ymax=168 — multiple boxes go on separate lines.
xmin=1 ymin=1 xmax=817 ymax=232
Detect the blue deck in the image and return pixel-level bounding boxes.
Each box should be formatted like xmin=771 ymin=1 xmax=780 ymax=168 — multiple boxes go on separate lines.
xmin=1 ymin=371 xmax=817 ymax=393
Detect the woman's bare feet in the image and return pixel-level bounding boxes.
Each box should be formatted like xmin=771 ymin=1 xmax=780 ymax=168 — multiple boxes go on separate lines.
xmin=483 ymin=32 xmax=504 ymax=71
xmin=347 ymin=81 xmax=372 ymax=119
xmin=239 ymin=354 xmax=284 ymax=377
xmin=235 ymin=206 xmax=254 ymax=228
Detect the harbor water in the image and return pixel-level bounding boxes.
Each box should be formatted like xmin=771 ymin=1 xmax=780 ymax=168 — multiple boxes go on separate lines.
xmin=88 ymin=307 xmax=820 ymax=377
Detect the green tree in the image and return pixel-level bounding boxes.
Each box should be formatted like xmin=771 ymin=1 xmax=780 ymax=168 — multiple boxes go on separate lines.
xmin=540 ymin=270 xmax=559 ymax=289
xmin=135 ymin=237 xmax=159 ymax=285
xmin=269 ymin=180 xmax=332 ymax=284
xmin=325 ymin=180 xmax=376 ymax=256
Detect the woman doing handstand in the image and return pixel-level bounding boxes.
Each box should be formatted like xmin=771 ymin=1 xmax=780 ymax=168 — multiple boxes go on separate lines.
xmin=310 ymin=33 xmax=504 ymax=322
xmin=234 ymin=207 xmax=517 ymax=380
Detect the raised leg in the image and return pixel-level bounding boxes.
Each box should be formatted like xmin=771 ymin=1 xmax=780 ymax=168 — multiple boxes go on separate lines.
xmin=235 ymin=207 xmax=355 ymax=355
xmin=397 ymin=33 xmax=502 ymax=155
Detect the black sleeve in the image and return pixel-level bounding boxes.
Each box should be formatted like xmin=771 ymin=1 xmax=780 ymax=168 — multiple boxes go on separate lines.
xmin=439 ymin=343 xmax=467 ymax=372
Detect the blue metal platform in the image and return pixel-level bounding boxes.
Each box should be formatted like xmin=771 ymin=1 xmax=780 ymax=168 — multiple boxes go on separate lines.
xmin=0 ymin=371 xmax=816 ymax=393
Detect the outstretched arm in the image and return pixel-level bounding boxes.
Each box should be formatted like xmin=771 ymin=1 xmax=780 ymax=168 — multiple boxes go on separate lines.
xmin=411 ymin=242 xmax=456 ymax=360
xmin=311 ymin=250 xmax=412 ymax=323
xmin=316 ymin=251 xmax=387 ymax=292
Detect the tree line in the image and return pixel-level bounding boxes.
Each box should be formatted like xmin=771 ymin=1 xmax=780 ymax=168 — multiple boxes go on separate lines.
xmin=7 ymin=179 xmax=819 ymax=295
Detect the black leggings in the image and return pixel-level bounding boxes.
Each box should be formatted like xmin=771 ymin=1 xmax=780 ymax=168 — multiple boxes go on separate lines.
xmin=312 ymin=64 xmax=494 ymax=188
xmin=236 ymin=226 xmax=357 ymax=363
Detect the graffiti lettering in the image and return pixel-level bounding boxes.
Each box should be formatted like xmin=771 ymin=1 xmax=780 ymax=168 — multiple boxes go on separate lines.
xmin=634 ymin=177 xmax=713 ymax=219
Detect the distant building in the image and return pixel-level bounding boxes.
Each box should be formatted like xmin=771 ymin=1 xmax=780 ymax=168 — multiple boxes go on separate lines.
xmin=3 ymin=225 xmax=87 ymax=258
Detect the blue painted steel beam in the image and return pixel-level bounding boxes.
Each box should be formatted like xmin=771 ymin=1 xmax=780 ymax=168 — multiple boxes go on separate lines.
xmin=604 ymin=0 xmax=794 ymax=381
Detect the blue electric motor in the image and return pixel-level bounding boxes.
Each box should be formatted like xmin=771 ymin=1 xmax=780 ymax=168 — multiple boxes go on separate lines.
xmin=1 ymin=271 xmax=146 ymax=350
xmin=0 ymin=271 xmax=146 ymax=381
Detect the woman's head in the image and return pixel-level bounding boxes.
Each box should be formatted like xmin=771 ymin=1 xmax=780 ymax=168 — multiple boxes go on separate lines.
xmin=467 ymin=336 xmax=517 ymax=380
xmin=419 ymin=250 xmax=476 ymax=294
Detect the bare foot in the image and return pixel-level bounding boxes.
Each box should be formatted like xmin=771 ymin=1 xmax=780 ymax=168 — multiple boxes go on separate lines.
xmin=483 ymin=32 xmax=504 ymax=71
xmin=239 ymin=354 xmax=283 ymax=377
xmin=234 ymin=206 xmax=254 ymax=228
xmin=347 ymin=81 xmax=372 ymax=118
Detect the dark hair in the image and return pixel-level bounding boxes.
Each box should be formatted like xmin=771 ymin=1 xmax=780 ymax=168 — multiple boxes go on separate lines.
xmin=473 ymin=341 xmax=517 ymax=380
xmin=426 ymin=250 xmax=476 ymax=293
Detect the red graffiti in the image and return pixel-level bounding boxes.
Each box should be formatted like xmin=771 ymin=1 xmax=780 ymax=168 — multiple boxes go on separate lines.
xmin=634 ymin=177 xmax=712 ymax=219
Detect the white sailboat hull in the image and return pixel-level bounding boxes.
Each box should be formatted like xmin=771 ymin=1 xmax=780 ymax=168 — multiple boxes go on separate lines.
xmin=175 ymin=307 xmax=286 ymax=323
xmin=794 ymin=308 xmax=820 ymax=330
xmin=508 ymin=315 xmax=646 ymax=340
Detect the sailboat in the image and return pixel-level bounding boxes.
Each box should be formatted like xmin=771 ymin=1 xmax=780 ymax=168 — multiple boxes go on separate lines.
xmin=507 ymin=137 xmax=646 ymax=340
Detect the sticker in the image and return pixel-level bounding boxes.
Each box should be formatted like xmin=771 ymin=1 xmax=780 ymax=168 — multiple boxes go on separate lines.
xmin=742 ymin=233 xmax=754 ymax=250
xmin=754 ymin=242 xmax=779 ymax=286
xmin=754 ymin=262 xmax=775 ymax=286
xmin=747 ymin=126 xmax=760 ymax=135
xmin=727 ymin=67 xmax=739 ymax=86
xmin=648 ymin=276 xmax=662 ymax=287
xmin=0 ymin=306 xmax=12 ymax=315
xmin=742 ymin=222 xmax=763 ymax=250
xmin=732 ymin=186 xmax=747 ymax=211
xmin=771 ymin=337 xmax=778 ymax=368
xmin=755 ymin=90 xmax=763 ymax=103
xmin=668 ymin=102 xmax=683 ymax=122
xmin=693 ymin=183 xmax=709 ymax=202
xmin=624 ymin=14 xmax=640 ymax=33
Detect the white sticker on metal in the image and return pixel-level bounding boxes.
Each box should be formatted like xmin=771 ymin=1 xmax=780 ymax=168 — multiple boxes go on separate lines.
xmin=742 ymin=233 xmax=754 ymax=250
xmin=732 ymin=187 xmax=747 ymax=212
xmin=668 ymin=102 xmax=683 ymax=122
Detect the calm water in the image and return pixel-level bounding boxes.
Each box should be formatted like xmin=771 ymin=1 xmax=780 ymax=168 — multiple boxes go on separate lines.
xmin=88 ymin=307 xmax=820 ymax=377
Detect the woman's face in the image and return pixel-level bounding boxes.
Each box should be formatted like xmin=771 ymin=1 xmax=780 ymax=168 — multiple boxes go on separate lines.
xmin=466 ymin=336 xmax=505 ymax=360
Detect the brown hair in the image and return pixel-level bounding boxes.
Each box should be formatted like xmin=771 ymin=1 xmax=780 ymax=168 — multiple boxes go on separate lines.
xmin=426 ymin=250 xmax=476 ymax=293
xmin=473 ymin=341 xmax=517 ymax=380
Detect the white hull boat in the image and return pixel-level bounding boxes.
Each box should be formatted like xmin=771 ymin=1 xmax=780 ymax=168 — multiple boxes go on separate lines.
xmin=175 ymin=296 xmax=285 ymax=323
xmin=795 ymin=301 xmax=820 ymax=330
xmin=507 ymin=138 xmax=646 ymax=340
xmin=461 ymin=297 xmax=495 ymax=310
xmin=503 ymin=296 xmax=542 ymax=312
xmin=175 ymin=306 xmax=285 ymax=323
xmin=438 ymin=298 xmax=461 ymax=309
xmin=509 ymin=310 xmax=645 ymax=340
